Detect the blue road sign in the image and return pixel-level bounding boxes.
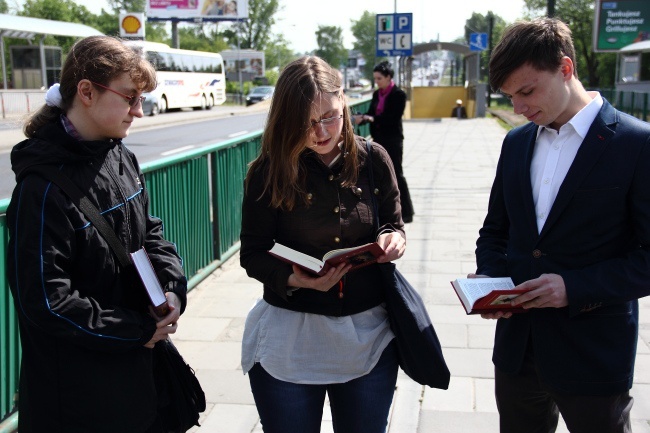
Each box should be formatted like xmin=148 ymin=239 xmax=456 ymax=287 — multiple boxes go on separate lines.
xmin=470 ymin=33 xmax=488 ymax=51
xmin=376 ymin=13 xmax=413 ymax=57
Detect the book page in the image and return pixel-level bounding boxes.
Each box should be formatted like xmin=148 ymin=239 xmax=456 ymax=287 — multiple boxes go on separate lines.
xmin=322 ymin=245 xmax=369 ymax=261
xmin=457 ymin=278 xmax=515 ymax=306
xmin=268 ymin=243 xmax=325 ymax=274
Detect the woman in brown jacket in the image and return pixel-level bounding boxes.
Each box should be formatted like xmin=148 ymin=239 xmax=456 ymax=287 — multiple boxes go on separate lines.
xmin=240 ymin=56 xmax=406 ymax=432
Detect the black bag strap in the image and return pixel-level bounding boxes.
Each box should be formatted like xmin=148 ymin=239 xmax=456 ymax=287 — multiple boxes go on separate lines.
xmin=365 ymin=139 xmax=381 ymax=232
xmin=28 ymin=165 xmax=132 ymax=269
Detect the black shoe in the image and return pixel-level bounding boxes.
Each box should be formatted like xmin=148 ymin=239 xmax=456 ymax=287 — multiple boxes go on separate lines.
xmin=403 ymin=215 xmax=413 ymax=223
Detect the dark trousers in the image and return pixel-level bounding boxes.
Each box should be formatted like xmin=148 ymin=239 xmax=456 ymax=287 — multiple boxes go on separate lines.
xmin=375 ymin=138 xmax=414 ymax=221
xmin=248 ymin=340 xmax=398 ymax=433
xmin=495 ymin=341 xmax=633 ymax=433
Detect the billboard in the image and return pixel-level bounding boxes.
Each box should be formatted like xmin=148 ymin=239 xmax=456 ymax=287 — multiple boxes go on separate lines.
xmin=146 ymin=0 xmax=248 ymax=21
xmin=594 ymin=0 xmax=650 ymax=52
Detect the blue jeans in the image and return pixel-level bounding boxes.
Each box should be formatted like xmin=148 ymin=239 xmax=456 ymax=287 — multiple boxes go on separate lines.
xmin=248 ymin=339 xmax=398 ymax=433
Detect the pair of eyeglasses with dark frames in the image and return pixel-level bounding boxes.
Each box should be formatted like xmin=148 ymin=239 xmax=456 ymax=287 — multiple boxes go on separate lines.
xmin=310 ymin=114 xmax=343 ymax=129
xmin=90 ymin=81 xmax=146 ymax=107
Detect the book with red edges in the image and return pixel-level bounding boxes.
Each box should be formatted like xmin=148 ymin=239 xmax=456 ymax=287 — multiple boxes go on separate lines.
xmin=268 ymin=242 xmax=384 ymax=276
xmin=130 ymin=247 xmax=170 ymax=316
xmin=451 ymin=277 xmax=531 ymax=315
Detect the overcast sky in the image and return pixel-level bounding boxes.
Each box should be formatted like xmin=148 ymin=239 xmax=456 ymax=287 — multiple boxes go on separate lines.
xmin=15 ymin=0 xmax=529 ymax=53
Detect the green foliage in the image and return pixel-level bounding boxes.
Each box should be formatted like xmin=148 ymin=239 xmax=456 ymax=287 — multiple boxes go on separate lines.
xmin=264 ymin=34 xmax=296 ymax=70
xmin=20 ymin=0 xmax=95 ymax=52
xmin=0 ymin=0 xmax=8 ymax=13
xmin=106 ymin=0 xmax=146 ymax=13
xmin=178 ymin=24 xmax=229 ymax=53
xmin=265 ymin=68 xmax=279 ymax=85
xmin=465 ymin=11 xmax=508 ymax=83
xmin=523 ymin=0 xmax=612 ymax=88
xmin=233 ymin=0 xmax=280 ymax=50
xmin=315 ymin=25 xmax=347 ymax=69
xmin=351 ymin=11 xmax=385 ymax=83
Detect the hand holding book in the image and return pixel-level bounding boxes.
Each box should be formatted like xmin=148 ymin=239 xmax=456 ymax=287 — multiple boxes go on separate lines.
xmin=451 ymin=276 xmax=532 ymax=315
xmin=268 ymin=242 xmax=385 ymax=276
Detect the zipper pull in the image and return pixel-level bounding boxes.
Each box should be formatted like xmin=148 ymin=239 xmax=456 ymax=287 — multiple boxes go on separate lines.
xmin=338 ymin=280 xmax=344 ymax=299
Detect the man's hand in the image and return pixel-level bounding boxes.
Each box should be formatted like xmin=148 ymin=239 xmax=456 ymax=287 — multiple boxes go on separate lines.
xmin=511 ymin=273 xmax=568 ymax=309
xmin=143 ymin=292 xmax=181 ymax=349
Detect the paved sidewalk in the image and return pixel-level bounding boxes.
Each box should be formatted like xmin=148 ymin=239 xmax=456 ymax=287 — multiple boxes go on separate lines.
xmin=174 ymin=117 xmax=650 ymax=433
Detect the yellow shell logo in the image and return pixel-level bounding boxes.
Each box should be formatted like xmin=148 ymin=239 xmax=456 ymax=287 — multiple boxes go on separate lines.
xmin=122 ymin=15 xmax=141 ymax=34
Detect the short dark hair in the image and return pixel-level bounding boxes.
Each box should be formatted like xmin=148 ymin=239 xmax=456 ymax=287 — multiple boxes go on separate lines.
xmin=489 ymin=18 xmax=576 ymax=92
xmin=373 ymin=61 xmax=394 ymax=78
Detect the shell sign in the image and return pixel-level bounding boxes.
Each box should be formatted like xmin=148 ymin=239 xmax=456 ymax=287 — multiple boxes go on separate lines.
xmin=119 ymin=13 xmax=145 ymax=38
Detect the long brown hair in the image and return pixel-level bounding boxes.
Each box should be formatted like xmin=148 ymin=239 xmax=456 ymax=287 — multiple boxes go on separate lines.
xmin=23 ymin=35 xmax=157 ymax=137
xmin=246 ymin=56 xmax=358 ymax=211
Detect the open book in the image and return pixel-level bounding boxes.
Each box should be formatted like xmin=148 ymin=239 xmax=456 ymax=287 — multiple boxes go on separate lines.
xmin=451 ymin=277 xmax=531 ymax=315
xmin=268 ymin=242 xmax=384 ymax=276
xmin=131 ymin=247 xmax=170 ymax=316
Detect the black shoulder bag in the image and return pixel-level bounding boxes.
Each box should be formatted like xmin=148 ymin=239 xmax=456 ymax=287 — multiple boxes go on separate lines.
xmin=29 ymin=166 xmax=206 ymax=432
xmin=365 ymin=140 xmax=451 ymax=389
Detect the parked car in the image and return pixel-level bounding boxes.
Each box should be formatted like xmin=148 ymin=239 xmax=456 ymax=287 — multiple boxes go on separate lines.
xmin=141 ymin=92 xmax=160 ymax=116
xmin=245 ymin=86 xmax=274 ymax=106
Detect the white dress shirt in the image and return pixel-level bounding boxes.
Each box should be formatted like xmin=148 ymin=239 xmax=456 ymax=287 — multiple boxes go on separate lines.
xmin=530 ymin=92 xmax=603 ymax=233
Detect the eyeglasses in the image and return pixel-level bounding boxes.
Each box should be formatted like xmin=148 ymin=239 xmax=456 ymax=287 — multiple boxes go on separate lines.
xmin=310 ymin=114 xmax=343 ymax=129
xmin=90 ymin=81 xmax=145 ymax=107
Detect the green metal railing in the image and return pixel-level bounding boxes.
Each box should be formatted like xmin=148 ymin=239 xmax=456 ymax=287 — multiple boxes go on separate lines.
xmin=616 ymin=91 xmax=650 ymax=121
xmin=0 ymin=198 xmax=19 ymax=428
xmin=0 ymin=98 xmax=372 ymax=428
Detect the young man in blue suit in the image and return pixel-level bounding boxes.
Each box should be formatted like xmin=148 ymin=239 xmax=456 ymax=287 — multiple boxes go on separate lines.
xmin=474 ymin=18 xmax=650 ymax=433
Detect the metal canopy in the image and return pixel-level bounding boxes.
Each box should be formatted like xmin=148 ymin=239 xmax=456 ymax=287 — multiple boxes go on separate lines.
xmin=0 ymin=13 xmax=102 ymax=39
xmin=0 ymin=13 xmax=103 ymax=89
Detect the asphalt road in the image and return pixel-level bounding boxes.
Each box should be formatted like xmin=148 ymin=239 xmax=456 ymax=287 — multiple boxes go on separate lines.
xmin=0 ymin=104 xmax=268 ymax=199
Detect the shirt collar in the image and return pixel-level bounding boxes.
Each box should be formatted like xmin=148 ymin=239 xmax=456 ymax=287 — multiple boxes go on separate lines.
xmin=536 ymin=92 xmax=603 ymax=139
xmin=60 ymin=114 xmax=84 ymax=141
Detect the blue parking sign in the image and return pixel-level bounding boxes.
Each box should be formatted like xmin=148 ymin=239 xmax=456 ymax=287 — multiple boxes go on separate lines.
xmin=376 ymin=13 xmax=413 ymax=57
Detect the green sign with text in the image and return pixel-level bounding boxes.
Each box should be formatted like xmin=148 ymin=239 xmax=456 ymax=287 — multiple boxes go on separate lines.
xmin=594 ymin=0 xmax=650 ymax=52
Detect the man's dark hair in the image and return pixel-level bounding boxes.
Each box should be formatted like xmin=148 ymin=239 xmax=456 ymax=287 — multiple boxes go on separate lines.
xmin=489 ymin=17 xmax=576 ymax=92
xmin=373 ymin=61 xmax=394 ymax=78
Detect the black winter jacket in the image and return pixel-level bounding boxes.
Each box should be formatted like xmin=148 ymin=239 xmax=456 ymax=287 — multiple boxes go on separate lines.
xmin=7 ymin=120 xmax=187 ymax=433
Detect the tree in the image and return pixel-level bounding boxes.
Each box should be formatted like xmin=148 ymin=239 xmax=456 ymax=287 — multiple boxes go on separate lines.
xmin=523 ymin=0 xmax=616 ymax=88
xmin=351 ymin=11 xmax=385 ymax=83
xmin=464 ymin=11 xmax=508 ymax=83
xmin=178 ymin=24 xmax=229 ymax=52
xmin=105 ymin=0 xmax=146 ymax=13
xmin=231 ymin=0 xmax=280 ymax=51
xmin=264 ymin=34 xmax=296 ymax=70
xmin=20 ymin=0 xmax=95 ymax=51
xmin=315 ymin=25 xmax=347 ymax=69
xmin=0 ymin=0 xmax=8 ymax=13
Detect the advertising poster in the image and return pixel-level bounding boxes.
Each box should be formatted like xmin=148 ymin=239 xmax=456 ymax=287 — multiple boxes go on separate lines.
xmin=146 ymin=0 xmax=248 ymax=21
xmin=594 ymin=0 xmax=650 ymax=52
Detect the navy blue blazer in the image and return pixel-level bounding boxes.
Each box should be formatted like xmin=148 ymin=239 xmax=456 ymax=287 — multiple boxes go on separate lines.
xmin=476 ymin=100 xmax=650 ymax=395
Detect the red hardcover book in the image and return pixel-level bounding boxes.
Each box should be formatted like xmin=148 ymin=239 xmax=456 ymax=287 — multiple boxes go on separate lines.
xmin=268 ymin=242 xmax=384 ymax=276
xmin=451 ymin=277 xmax=531 ymax=315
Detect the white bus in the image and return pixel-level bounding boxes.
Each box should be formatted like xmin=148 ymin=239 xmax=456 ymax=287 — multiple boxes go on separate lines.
xmin=126 ymin=41 xmax=226 ymax=113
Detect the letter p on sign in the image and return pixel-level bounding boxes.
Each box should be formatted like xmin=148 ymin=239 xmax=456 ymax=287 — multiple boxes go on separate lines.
xmin=398 ymin=16 xmax=409 ymax=29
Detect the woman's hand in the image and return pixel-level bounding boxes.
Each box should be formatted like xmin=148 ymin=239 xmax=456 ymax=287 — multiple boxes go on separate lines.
xmin=287 ymin=263 xmax=351 ymax=292
xmin=143 ymin=292 xmax=181 ymax=349
xmin=376 ymin=232 xmax=405 ymax=263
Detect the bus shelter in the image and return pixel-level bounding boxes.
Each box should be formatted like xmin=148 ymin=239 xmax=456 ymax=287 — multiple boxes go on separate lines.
xmin=0 ymin=13 xmax=102 ymax=90
xmin=399 ymin=42 xmax=487 ymax=119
